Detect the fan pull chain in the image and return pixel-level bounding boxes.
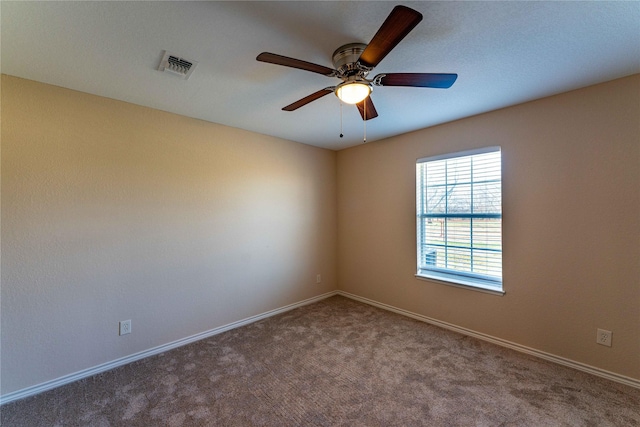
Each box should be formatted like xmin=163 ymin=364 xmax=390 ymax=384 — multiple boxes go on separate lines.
xmin=363 ymin=101 xmax=367 ymax=143
xmin=339 ymin=102 xmax=344 ymax=138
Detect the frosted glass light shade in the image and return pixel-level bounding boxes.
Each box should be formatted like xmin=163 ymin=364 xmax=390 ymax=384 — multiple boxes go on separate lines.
xmin=335 ymin=82 xmax=371 ymax=104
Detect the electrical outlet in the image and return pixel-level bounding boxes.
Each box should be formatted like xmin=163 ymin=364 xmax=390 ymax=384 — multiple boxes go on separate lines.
xmin=316 ymin=274 xmax=321 ymax=284
xmin=119 ymin=320 xmax=132 ymax=336
xmin=597 ymin=328 xmax=611 ymax=347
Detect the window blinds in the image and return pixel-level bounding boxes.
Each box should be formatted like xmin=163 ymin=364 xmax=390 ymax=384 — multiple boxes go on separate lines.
xmin=416 ymin=147 xmax=502 ymax=288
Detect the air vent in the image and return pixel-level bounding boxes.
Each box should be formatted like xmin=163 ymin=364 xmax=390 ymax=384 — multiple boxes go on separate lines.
xmin=157 ymin=51 xmax=198 ymax=80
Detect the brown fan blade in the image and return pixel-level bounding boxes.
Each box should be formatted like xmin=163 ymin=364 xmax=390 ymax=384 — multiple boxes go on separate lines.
xmin=358 ymin=6 xmax=423 ymax=69
xmin=356 ymin=96 xmax=378 ymax=121
xmin=283 ymin=88 xmax=334 ymax=111
xmin=257 ymin=52 xmax=336 ymax=76
xmin=375 ymin=73 xmax=458 ymax=88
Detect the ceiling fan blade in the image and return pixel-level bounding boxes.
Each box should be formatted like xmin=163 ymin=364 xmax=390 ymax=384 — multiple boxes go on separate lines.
xmin=375 ymin=73 xmax=458 ymax=88
xmin=257 ymin=52 xmax=336 ymax=76
xmin=358 ymin=6 xmax=423 ymax=69
xmin=283 ymin=88 xmax=334 ymax=111
xmin=356 ymin=96 xmax=378 ymax=121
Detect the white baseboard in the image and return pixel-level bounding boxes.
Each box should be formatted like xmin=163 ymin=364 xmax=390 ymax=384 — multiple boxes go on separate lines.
xmin=3 ymin=289 xmax=636 ymax=405
xmin=337 ymin=290 xmax=640 ymax=389
xmin=0 ymin=291 xmax=339 ymax=405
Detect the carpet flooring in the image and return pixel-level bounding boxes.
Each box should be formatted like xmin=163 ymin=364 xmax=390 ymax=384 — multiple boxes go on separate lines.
xmin=2 ymin=295 xmax=639 ymax=426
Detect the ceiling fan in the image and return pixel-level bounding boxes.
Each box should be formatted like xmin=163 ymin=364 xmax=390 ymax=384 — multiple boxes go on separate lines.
xmin=256 ymin=5 xmax=458 ymax=121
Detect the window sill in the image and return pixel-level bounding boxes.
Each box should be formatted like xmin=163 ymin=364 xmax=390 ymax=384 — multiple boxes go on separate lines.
xmin=415 ymin=272 xmax=505 ymax=296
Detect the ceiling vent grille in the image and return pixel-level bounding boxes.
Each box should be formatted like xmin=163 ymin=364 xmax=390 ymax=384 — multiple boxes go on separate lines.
xmin=158 ymin=51 xmax=198 ymax=80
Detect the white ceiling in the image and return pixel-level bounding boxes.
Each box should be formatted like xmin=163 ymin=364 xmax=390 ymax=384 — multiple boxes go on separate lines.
xmin=2 ymin=1 xmax=639 ymax=150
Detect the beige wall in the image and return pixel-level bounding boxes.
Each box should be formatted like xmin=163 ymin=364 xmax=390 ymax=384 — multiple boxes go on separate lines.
xmin=1 ymin=75 xmax=337 ymax=395
xmin=337 ymin=74 xmax=640 ymax=380
xmin=2 ymin=73 xmax=638 ymax=397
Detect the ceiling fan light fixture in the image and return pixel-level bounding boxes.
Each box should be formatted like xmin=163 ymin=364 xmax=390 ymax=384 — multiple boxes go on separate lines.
xmin=335 ymin=81 xmax=371 ymax=104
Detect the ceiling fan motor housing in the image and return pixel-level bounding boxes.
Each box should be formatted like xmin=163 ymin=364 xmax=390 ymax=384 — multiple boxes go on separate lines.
xmin=332 ymin=43 xmax=369 ymax=78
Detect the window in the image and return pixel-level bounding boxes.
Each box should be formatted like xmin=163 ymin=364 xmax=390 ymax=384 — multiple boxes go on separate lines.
xmin=416 ymin=147 xmax=503 ymax=293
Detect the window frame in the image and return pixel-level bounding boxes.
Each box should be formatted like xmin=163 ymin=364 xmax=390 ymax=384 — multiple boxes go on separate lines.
xmin=415 ymin=147 xmax=504 ymax=295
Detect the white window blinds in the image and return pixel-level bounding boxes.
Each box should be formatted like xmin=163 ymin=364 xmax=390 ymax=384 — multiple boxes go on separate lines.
xmin=416 ymin=147 xmax=502 ymax=291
